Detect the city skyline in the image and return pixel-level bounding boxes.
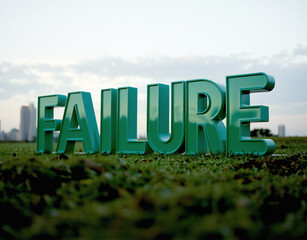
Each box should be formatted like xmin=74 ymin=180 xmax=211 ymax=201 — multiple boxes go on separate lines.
xmin=19 ymin=103 xmax=36 ymax=142
xmin=0 ymin=100 xmax=289 ymax=140
xmin=0 ymin=103 xmax=36 ymax=141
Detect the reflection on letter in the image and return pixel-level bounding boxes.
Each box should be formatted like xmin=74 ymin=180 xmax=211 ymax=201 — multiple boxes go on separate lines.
xmin=186 ymin=80 xmax=226 ymax=154
xmin=147 ymin=81 xmax=185 ymax=154
xmin=101 ymin=89 xmax=117 ymax=153
xmin=56 ymin=92 xmax=100 ymax=153
xmin=117 ymin=87 xmax=151 ymax=154
xmin=37 ymin=94 xmax=66 ymax=153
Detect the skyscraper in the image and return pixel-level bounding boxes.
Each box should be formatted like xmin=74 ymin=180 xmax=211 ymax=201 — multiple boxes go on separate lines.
xmin=28 ymin=103 xmax=36 ymax=141
xmin=0 ymin=120 xmax=5 ymax=141
xmin=278 ymin=125 xmax=286 ymax=137
xmin=19 ymin=103 xmax=36 ymax=142
xmin=20 ymin=106 xmax=30 ymax=141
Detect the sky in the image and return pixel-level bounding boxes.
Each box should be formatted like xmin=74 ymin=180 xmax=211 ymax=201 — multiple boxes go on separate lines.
xmin=0 ymin=0 xmax=306 ymax=136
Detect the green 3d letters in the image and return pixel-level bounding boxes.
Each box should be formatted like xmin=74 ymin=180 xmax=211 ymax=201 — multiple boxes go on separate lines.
xmin=37 ymin=95 xmax=66 ymax=153
xmin=116 ymin=87 xmax=150 ymax=154
xmin=185 ymin=80 xmax=226 ymax=154
xmin=226 ymin=73 xmax=275 ymax=155
xmin=101 ymin=89 xmax=117 ymax=153
xmin=37 ymin=72 xmax=276 ymax=155
xmin=147 ymin=81 xmax=185 ymax=153
xmin=56 ymin=92 xmax=100 ymax=154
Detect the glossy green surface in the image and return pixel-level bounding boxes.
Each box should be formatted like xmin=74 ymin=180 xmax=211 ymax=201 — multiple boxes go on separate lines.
xmin=100 ymin=89 xmax=117 ymax=153
xmin=185 ymin=80 xmax=226 ymax=154
xmin=56 ymin=92 xmax=100 ymax=153
xmin=117 ymin=87 xmax=150 ymax=154
xmin=226 ymin=73 xmax=275 ymax=155
xmin=147 ymin=82 xmax=185 ymax=153
xmin=37 ymin=95 xmax=66 ymax=153
xmin=36 ymin=73 xmax=276 ymax=155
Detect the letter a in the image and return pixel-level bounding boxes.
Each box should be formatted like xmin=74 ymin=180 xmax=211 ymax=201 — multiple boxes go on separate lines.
xmin=56 ymin=92 xmax=100 ymax=153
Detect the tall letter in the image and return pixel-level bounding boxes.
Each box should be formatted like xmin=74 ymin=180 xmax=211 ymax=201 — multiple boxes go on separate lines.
xmin=37 ymin=95 xmax=66 ymax=153
xmin=117 ymin=87 xmax=150 ymax=154
xmin=147 ymin=81 xmax=185 ymax=153
xmin=56 ymin=92 xmax=100 ymax=153
xmin=186 ymin=80 xmax=226 ymax=154
xmin=226 ymin=72 xmax=275 ymax=155
xmin=101 ymin=89 xmax=117 ymax=153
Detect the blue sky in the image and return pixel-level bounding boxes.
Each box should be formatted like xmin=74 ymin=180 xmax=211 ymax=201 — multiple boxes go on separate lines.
xmin=0 ymin=0 xmax=306 ymax=136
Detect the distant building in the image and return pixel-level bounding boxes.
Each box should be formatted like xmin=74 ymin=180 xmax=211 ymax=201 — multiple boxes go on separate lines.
xmin=0 ymin=131 xmax=5 ymax=141
xmin=0 ymin=120 xmax=5 ymax=141
xmin=20 ymin=106 xmax=30 ymax=141
xmin=19 ymin=103 xmax=37 ymax=142
xmin=53 ymin=131 xmax=60 ymax=142
xmin=28 ymin=103 xmax=36 ymax=141
xmin=278 ymin=125 xmax=286 ymax=137
xmin=0 ymin=120 xmax=4 ymax=141
xmin=8 ymin=128 xmax=19 ymax=141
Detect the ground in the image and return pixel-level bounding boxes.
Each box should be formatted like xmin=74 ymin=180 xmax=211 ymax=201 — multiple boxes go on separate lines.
xmin=0 ymin=137 xmax=306 ymax=239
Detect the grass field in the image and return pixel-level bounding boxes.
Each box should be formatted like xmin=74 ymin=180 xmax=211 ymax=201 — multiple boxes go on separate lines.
xmin=0 ymin=137 xmax=306 ymax=239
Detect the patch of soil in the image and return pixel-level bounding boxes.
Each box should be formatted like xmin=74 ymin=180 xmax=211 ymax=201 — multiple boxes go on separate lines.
xmin=233 ymin=154 xmax=307 ymax=176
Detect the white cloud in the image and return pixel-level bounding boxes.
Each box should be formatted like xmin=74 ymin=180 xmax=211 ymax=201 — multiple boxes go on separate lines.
xmin=252 ymin=114 xmax=307 ymax=136
xmin=10 ymin=78 xmax=30 ymax=84
xmin=270 ymin=102 xmax=307 ymax=115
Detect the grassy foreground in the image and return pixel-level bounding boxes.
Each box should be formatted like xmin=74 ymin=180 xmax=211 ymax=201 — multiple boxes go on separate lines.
xmin=0 ymin=137 xmax=306 ymax=239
